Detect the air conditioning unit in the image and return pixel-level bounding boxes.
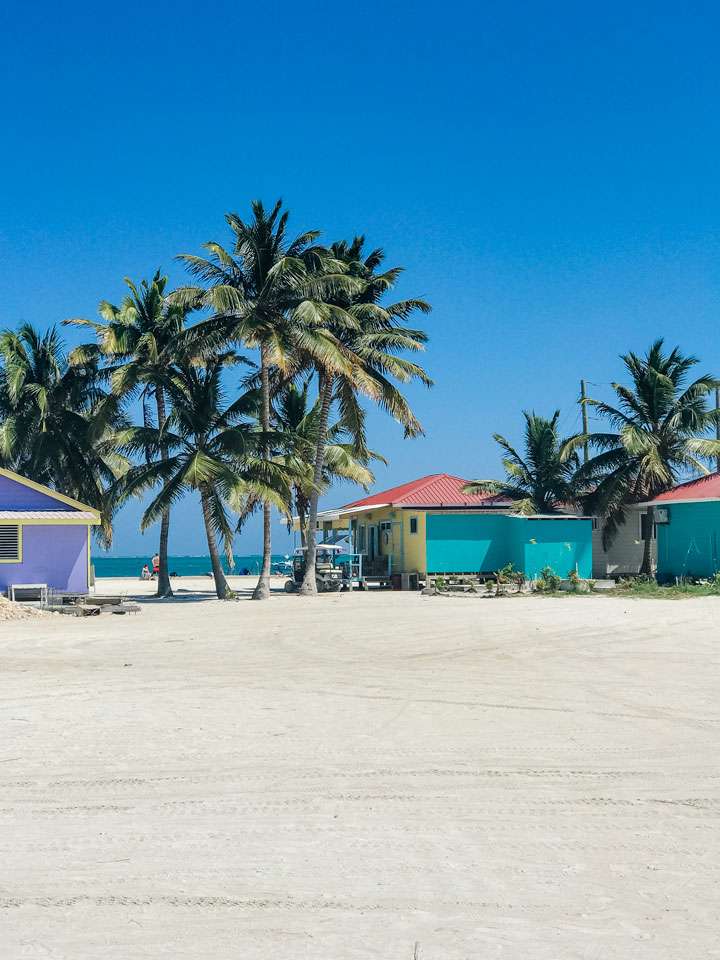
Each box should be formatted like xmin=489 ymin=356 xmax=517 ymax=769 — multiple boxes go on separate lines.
xmin=654 ymin=508 xmax=669 ymax=524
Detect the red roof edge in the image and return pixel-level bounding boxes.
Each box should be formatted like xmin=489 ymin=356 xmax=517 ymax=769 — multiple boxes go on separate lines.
xmin=341 ymin=472 xmax=509 ymax=510
xmin=649 ymin=471 xmax=720 ymax=504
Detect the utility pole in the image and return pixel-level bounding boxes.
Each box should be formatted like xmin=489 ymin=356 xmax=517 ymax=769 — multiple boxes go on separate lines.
xmin=580 ymin=379 xmax=589 ymax=463
xmin=716 ymin=387 xmax=720 ymax=474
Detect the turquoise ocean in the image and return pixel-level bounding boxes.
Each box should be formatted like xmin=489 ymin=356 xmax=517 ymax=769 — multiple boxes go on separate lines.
xmin=93 ymin=555 xmax=289 ymax=578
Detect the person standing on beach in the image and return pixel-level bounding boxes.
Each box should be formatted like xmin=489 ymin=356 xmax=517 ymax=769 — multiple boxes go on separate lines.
xmin=152 ymin=553 xmax=160 ymax=579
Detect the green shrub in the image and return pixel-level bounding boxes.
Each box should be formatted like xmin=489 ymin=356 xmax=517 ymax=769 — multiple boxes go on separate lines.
xmin=536 ymin=565 xmax=561 ymax=592
xmin=496 ymin=562 xmax=525 ymax=585
xmin=567 ymin=568 xmax=587 ymax=592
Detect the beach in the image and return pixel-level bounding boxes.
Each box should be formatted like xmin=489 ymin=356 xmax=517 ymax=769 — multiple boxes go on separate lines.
xmin=3 ymin=584 xmax=720 ymax=958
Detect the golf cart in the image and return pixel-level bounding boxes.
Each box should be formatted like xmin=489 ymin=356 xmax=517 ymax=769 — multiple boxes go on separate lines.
xmin=284 ymin=544 xmax=346 ymax=593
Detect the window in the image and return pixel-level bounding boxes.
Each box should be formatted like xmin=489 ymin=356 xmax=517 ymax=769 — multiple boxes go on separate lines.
xmin=0 ymin=525 xmax=21 ymax=562
xmin=409 ymin=517 xmax=418 ymax=534
xmin=640 ymin=513 xmax=657 ymax=541
xmin=357 ymin=525 xmax=366 ymax=552
xmin=379 ymin=521 xmax=392 ymax=532
xmin=591 ymin=518 xmax=598 ymax=531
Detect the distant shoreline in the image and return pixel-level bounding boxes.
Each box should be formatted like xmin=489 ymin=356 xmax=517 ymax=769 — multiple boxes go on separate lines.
xmin=93 ymin=554 xmax=288 ymax=560
xmin=93 ymin=554 xmax=290 ymax=578
xmin=94 ymin=573 xmax=281 ymax=581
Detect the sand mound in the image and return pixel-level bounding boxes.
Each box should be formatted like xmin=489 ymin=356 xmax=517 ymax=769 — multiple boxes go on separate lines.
xmin=0 ymin=595 xmax=48 ymax=621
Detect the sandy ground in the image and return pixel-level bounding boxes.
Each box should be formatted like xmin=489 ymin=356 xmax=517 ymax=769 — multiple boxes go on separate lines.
xmin=2 ymin=579 xmax=720 ymax=959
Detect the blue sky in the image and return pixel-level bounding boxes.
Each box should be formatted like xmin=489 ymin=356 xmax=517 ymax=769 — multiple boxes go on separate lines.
xmin=2 ymin=1 xmax=720 ymax=555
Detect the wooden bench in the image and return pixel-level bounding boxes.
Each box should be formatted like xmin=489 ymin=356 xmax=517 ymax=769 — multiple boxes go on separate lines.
xmin=8 ymin=583 xmax=48 ymax=605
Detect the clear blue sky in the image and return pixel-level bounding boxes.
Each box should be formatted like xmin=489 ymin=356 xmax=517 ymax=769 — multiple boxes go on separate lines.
xmin=3 ymin=1 xmax=720 ymax=556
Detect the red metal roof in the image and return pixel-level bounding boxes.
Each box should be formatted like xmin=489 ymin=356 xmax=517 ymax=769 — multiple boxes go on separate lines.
xmin=342 ymin=473 xmax=509 ymax=509
xmin=650 ymin=472 xmax=720 ymax=504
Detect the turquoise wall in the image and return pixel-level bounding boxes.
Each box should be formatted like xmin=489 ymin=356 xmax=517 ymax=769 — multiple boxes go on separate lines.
xmin=519 ymin=518 xmax=592 ymax=579
xmin=425 ymin=514 xmax=516 ymax=573
xmin=425 ymin=514 xmax=592 ymax=578
xmin=657 ymin=502 xmax=720 ymax=580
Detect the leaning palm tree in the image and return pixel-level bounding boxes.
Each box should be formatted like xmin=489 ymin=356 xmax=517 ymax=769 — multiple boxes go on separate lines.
xmin=175 ymin=200 xmax=345 ymax=600
xmin=463 ymin=411 xmax=585 ymax=514
xmin=275 ymin=378 xmax=385 ymax=542
xmin=581 ymin=340 xmax=720 ymax=574
xmin=66 ymin=271 xmax=188 ymax=597
xmin=297 ymin=237 xmax=432 ymax=595
xmin=116 ymin=353 xmax=292 ymax=599
xmin=0 ymin=324 xmax=128 ymax=545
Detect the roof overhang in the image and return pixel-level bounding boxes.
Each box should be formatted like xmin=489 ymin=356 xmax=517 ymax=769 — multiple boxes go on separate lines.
xmin=641 ymin=496 xmax=720 ymax=507
xmin=0 ymin=510 xmax=100 ymax=524
xmin=313 ymin=504 xmax=588 ymax=519
xmin=351 ymin=505 xmax=513 ymax=515
xmin=334 ymin=503 xmax=391 ymax=517
xmin=290 ymin=504 xmax=377 ymax=527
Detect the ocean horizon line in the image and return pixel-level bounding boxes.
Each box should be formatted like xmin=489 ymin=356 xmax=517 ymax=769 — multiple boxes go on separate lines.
xmin=93 ymin=553 xmax=293 ymax=578
xmin=93 ymin=552 xmax=289 ymax=559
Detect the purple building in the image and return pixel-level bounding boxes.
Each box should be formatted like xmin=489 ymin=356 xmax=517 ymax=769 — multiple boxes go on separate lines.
xmin=0 ymin=468 xmax=100 ymax=595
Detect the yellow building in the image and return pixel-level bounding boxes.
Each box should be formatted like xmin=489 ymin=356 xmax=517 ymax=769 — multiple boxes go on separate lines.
xmin=311 ymin=473 xmax=509 ymax=579
xmin=309 ymin=473 xmax=594 ymax=583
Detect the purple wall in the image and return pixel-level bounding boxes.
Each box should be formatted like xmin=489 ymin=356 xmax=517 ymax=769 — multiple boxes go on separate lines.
xmin=0 ymin=475 xmax=73 ymax=510
xmin=0 ymin=524 xmax=88 ymax=592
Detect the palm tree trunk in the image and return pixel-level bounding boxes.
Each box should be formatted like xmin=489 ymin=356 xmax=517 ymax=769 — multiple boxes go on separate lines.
xmin=253 ymin=344 xmax=272 ymax=600
xmin=200 ymin=488 xmax=232 ymax=599
xmin=640 ymin=505 xmax=655 ymax=577
xmin=154 ymin=385 xmax=173 ymax=598
xmin=296 ymin=488 xmax=308 ymax=548
xmin=299 ymin=373 xmax=333 ymax=595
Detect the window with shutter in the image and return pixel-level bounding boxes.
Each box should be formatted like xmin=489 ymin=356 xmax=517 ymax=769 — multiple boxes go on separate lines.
xmin=0 ymin=525 xmax=21 ymax=562
xmin=639 ymin=513 xmax=657 ymax=541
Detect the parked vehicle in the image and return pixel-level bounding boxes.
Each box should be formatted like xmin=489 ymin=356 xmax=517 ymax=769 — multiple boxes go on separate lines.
xmin=284 ymin=545 xmax=346 ymax=593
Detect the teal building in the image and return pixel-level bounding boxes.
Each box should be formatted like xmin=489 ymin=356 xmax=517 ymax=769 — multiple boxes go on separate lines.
xmin=425 ymin=513 xmax=592 ymax=579
xmin=649 ymin=473 xmax=720 ymax=581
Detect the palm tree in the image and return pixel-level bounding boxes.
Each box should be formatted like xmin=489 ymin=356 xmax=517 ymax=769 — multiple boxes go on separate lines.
xmin=275 ymin=378 xmax=384 ymax=542
xmin=65 ymin=271 xmax=187 ymax=597
xmin=581 ymin=340 xmax=720 ymax=574
xmin=117 ymin=353 xmax=292 ymax=599
xmin=0 ymin=324 xmax=127 ymax=544
xmin=297 ymin=237 xmax=432 ymax=595
xmin=175 ymin=199 xmax=347 ymax=600
xmin=463 ymin=411 xmax=585 ymax=513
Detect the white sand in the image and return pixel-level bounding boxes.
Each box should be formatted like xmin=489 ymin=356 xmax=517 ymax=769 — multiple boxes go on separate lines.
xmin=2 ymin=582 xmax=720 ymax=958
xmin=0 ymin=595 xmax=48 ymax=621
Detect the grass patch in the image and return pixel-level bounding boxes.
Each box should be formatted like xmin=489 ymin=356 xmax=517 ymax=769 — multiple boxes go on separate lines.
xmin=430 ymin=569 xmax=720 ymax=599
xmin=614 ymin=577 xmax=720 ymax=598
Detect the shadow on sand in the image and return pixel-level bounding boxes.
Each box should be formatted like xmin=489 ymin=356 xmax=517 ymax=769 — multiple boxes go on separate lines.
xmin=127 ymin=584 xmax=289 ymax=604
